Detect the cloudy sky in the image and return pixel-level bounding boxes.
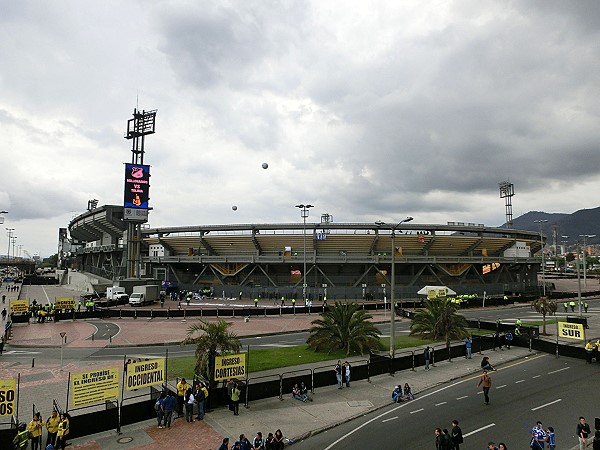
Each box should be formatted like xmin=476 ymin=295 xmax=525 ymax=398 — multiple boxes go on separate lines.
xmin=1 ymin=1 xmax=599 ymax=257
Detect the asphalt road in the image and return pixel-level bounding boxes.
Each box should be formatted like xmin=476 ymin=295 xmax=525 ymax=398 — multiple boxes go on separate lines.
xmin=292 ymin=354 xmax=599 ymax=449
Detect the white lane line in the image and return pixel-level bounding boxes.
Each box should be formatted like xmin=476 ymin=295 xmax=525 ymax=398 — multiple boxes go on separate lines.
xmin=547 ymin=367 xmax=570 ymax=375
xmin=435 ymin=402 xmax=447 ymax=406
xmin=410 ymin=408 xmax=424 ymax=414
xmin=476 ymin=391 xmax=483 ymax=394
xmin=456 ymin=396 xmax=468 ymax=400
xmin=531 ymin=399 xmax=562 ymax=411
xmin=532 ymin=375 xmax=541 ymax=379
xmin=496 ymin=385 xmax=507 ymax=389
xmin=515 ymin=380 xmax=525 ymax=383
xmin=381 ymin=417 xmax=398 ymax=423
xmin=463 ymin=423 xmax=496 ymax=438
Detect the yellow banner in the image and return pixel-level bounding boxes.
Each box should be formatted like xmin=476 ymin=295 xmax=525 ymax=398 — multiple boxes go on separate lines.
xmin=71 ymin=368 xmax=119 ymax=408
xmin=9 ymin=300 xmax=29 ymax=314
xmin=214 ymin=353 xmax=246 ymax=381
xmin=0 ymin=379 xmax=17 ymax=417
xmin=55 ymin=298 xmax=75 ymax=309
xmin=558 ymin=321 xmax=585 ymax=340
xmin=125 ymin=358 xmax=166 ymax=391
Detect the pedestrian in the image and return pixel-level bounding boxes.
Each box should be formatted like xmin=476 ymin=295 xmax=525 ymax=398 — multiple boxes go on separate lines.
xmin=45 ymin=410 xmax=60 ymax=448
xmin=450 ymin=420 xmax=463 ymax=450
xmin=265 ymin=432 xmax=275 ymax=450
xmin=494 ymin=330 xmax=503 ymax=351
xmin=434 ymin=428 xmax=444 ymax=450
xmin=28 ymin=412 xmax=43 ymax=450
xmin=464 ymin=336 xmax=472 ymax=359
xmin=344 ymin=360 xmax=351 ymax=387
xmin=176 ymin=377 xmax=190 ymax=418
xmin=563 ymin=301 xmax=568 ymax=313
xmin=569 ymin=300 xmax=576 ymax=312
xmin=13 ymin=422 xmax=28 ymax=450
xmin=236 ymin=434 xmax=252 ymax=450
xmin=184 ymin=387 xmax=194 ymax=422
xmin=253 ymin=431 xmax=265 ymax=450
xmin=227 ymin=378 xmax=235 ymax=411
xmin=1 ymin=307 xmax=6 ymax=321
xmin=441 ymin=429 xmax=454 ymax=449
xmin=163 ymin=391 xmax=176 ymax=428
xmin=334 ymin=360 xmax=343 ymax=388
xmin=194 ymin=382 xmax=206 ymax=420
xmin=584 ymin=302 xmax=589 ymax=313
xmin=155 ymin=392 xmax=165 ymax=428
xmin=585 ymin=340 xmax=595 ymax=363
xmin=481 ymin=356 xmax=496 ymax=371
xmin=504 ymin=331 xmax=513 ymax=349
xmin=231 ymin=382 xmax=241 ymax=415
xmin=273 ymin=429 xmax=285 ymax=450
xmin=218 ymin=437 xmax=230 ymax=450
xmin=477 ymin=370 xmax=492 ymax=405
xmin=55 ymin=412 xmax=70 ymax=450
xmin=530 ymin=420 xmax=547 ymax=449
xmin=576 ymin=416 xmax=590 ymax=450
xmin=487 ymin=442 xmax=498 ymax=450
xmin=498 ymin=443 xmax=508 ymax=450
xmin=546 ymin=426 xmax=555 ymax=450
xmin=424 ymin=346 xmax=432 ymax=370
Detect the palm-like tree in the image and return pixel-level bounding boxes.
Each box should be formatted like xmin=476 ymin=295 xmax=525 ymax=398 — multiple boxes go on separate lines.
xmin=531 ymin=296 xmax=557 ymax=335
xmin=409 ymin=298 xmax=469 ymax=349
xmin=307 ymin=302 xmax=383 ymax=355
xmin=182 ymin=319 xmax=241 ymax=383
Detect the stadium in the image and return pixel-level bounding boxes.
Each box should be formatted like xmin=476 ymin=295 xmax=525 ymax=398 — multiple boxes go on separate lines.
xmin=67 ymin=204 xmax=542 ymax=300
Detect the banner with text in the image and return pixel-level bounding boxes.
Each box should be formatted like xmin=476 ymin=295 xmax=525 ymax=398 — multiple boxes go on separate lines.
xmin=125 ymin=358 xmax=165 ymax=391
xmin=9 ymin=300 xmax=29 ymax=314
xmin=55 ymin=298 xmax=75 ymax=310
xmin=214 ymin=353 xmax=246 ymax=381
xmin=0 ymin=379 xmax=17 ymax=416
xmin=71 ymin=368 xmax=119 ymax=408
xmin=557 ymin=321 xmax=585 ymax=340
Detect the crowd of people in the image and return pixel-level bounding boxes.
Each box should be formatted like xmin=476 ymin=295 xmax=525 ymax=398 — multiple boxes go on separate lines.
xmin=12 ymin=410 xmax=70 ymax=450
xmin=217 ymin=429 xmax=286 ymax=450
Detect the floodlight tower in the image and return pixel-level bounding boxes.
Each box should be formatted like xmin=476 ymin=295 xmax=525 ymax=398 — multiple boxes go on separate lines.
xmin=499 ymin=181 xmax=515 ymax=228
xmin=124 ymin=108 xmax=157 ymax=279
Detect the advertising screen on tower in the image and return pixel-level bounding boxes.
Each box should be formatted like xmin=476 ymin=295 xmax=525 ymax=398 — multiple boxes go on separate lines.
xmin=124 ymin=163 xmax=150 ymax=209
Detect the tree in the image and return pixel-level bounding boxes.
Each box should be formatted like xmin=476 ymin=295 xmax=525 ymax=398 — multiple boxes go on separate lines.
xmin=307 ymin=302 xmax=383 ymax=355
xmin=531 ymin=296 xmax=557 ymax=335
xmin=409 ymin=298 xmax=469 ymax=350
xmin=182 ymin=319 xmax=241 ymax=383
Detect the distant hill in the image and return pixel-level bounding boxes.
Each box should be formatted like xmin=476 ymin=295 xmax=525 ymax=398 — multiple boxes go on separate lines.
xmin=506 ymin=207 xmax=600 ymax=246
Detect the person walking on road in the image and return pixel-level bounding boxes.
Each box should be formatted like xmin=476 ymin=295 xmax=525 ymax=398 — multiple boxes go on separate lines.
xmin=451 ymin=420 xmax=463 ymax=450
xmin=464 ymin=337 xmax=472 ymax=359
xmin=424 ymin=346 xmax=432 ymax=370
xmin=576 ymin=416 xmax=590 ymax=450
xmin=477 ymin=370 xmax=492 ymax=405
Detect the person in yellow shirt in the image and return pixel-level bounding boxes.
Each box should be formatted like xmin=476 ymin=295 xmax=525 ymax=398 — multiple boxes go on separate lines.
xmin=55 ymin=412 xmax=70 ymax=450
xmin=45 ymin=409 xmax=60 ymax=448
xmin=585 ymin=340 xmax=595 ymax=364
xmin=28 ymin=412 xmax=43 ymax=450
xmin=176 ymin=377 xmax=191 ymax=418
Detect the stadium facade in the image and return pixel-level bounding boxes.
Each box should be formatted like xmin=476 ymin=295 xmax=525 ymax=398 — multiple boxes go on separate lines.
xmin=68 ymin=205 xmax=542 ymax=299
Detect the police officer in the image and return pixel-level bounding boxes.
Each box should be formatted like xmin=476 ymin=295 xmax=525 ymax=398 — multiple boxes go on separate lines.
xmin=569 ymin=300 xmax=576 ymax=312
xmin=563 ymin=301 xmax=568 ymax=313
xmin=254 ymin=297 xmax=259 ymax=307
xmin=584 ymin=302 xmax=589 ymax=313
xmin=13 ymin=422 xmax=28 ymax=449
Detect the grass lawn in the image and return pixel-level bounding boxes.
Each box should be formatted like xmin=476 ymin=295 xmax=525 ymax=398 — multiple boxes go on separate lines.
xmin=166 ymin=335 xmax=436 ymax=380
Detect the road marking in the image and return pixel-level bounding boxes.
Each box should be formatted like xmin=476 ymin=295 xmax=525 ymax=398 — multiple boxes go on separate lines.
xmin=463 ymin=423 xmax=495 ymax=438
xmin=476 ymin=391 xmax=483 ymax=395
xmin=496 ymin=385 xmax=507 ymax=389
xmin=409 ymin=408 xmax=424 ymax=414
xmin=515 ymin=380 xmax=525 ymax=383
xmin=456 ymin=396 xmax=468 ymax=400
xmin=381 ymin=417 xmax=397 ymax=423
xmin=547 ymin=367 xmax=570 ymax=375
xmin=531 ymin=399 xmax=561 ymax=411
xmin=435 ymin=402 xmax=447 ymax=406
xmin=532 ymin=375 xmax=541 ymax=378
xmin=322 ymin=354 xmax=547 ymax=450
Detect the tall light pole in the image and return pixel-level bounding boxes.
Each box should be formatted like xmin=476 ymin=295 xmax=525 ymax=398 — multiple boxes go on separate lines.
xmin=10 ymin=236 xmax=17 ymax=263
xmin=6 ymin=228 xmax=15 ymax=262
xmin=576 ymin=240 xmax=583 ymax=316
xmin=579 ymin=234 xmax=595 ymax=287
xmin=375 ymin=216 xmax=413 ymax=359
xmin=295 ymin=204 xmax=314 ymax=305
xmin=534 ymin=220 xmax=548 ymax=296
xmin=0 ymin=211 xmax=7 ymax=225
xmin=561 ymin=235 xmax=569 ymax=272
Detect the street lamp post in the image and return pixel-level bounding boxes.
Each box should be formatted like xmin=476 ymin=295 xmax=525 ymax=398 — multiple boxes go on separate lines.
xmin=561 ymin=235 xmax=569 ymax=272
xmin=534 ymin=220 xmax=548 ymax=297
xmin=0 ymin=211 xmax=7 ymax=225
xmin=375 ymin=216 xmax=413 ymax=359
xmin=5 ymin=228 xmax=15 ymax=262
xmin=579 ymin=234 xmax=596 ymax=287
xmin=295 ymin=204 xmax=314 ymax=306
xmin=576 ymin=240 xmax=583 ymax=316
